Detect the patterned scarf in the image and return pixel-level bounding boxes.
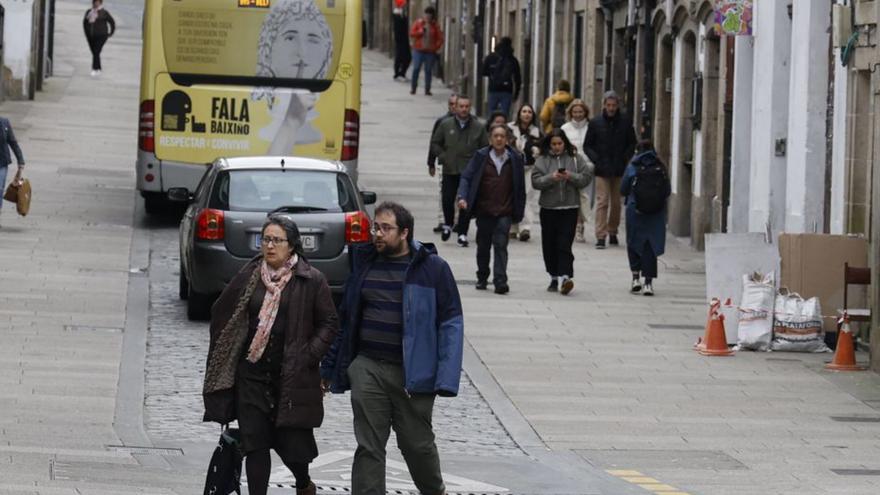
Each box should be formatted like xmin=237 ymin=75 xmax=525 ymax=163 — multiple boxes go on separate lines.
xmin=245 ymin=254 xmax=298 ymax=363
xmin=87 ymin=6 xmax=103 ymax=24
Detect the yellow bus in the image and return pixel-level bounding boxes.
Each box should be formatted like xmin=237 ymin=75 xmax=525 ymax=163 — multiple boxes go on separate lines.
xmin=136 ymin=0 xmax=362 ymax=213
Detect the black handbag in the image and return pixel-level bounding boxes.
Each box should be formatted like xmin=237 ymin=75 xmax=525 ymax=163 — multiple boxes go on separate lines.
xmin=203 ymin=427 xmax=243 ymax=495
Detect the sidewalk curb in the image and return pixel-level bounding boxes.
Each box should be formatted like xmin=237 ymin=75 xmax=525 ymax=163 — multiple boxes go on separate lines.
xmin=114 ymin=195 xmax=169 ymax=468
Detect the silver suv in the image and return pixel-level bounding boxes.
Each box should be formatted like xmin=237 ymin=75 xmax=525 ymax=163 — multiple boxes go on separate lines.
xmin=171 ymin=156 xmax=376 ymax=320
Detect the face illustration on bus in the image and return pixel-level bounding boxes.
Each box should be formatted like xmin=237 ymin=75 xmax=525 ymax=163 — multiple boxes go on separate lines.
xmin=253 ymin=0 xmax=334 ymax=155
xmin=269 ymin=15 xmax=333 ymax=79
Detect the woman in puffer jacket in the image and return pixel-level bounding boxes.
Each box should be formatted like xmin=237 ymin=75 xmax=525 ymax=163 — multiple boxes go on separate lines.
xmin=560 ymin=99 xmax=592 ymax=243
xmin=532 ymin=129 xmax=593 ymax=296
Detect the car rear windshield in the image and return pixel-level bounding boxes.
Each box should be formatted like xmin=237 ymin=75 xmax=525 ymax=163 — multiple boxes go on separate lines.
xmin=209 ymin=169 xmax=358 ymax=213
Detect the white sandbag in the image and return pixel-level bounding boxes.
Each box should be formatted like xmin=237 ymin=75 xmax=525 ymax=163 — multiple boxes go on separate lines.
xmin=737 ymin=272 xmax=774 ymax=351
xmin=771 ymin=293 xmax=831 ymax=352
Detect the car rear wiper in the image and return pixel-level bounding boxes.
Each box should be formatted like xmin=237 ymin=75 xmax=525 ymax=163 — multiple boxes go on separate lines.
xmin=269 ymin=205 xmax=329 ymax=215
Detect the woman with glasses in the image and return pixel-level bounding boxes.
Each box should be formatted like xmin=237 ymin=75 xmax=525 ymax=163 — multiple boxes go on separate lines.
xmin=203 ymin=215 xmax=338 ymax=495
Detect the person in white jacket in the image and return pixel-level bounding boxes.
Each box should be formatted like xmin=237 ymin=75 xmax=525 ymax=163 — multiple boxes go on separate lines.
xmin=560 ymin=99 xmax=592 ymax=243
xmin=507 ymin=104 xmax=543 ymax=241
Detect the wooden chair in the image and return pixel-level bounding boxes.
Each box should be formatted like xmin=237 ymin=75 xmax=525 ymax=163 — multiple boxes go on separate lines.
xmin=838 ymin=263 xmax=871 ymax=323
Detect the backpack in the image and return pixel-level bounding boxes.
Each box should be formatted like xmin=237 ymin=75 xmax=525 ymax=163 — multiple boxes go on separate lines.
xmin=550 ymin=102 xmax=567 ymax=129
xmin=489 ymin=57 xmax=515 ymax=90
xmin=203 ymin=428 xmax=242 ymax=495
xmin=632 ymin=159 xmax=670 ymax=215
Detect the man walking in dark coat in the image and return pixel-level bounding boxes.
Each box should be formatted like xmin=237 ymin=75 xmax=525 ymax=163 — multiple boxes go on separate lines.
xmin=430 ymin=95 xmax=487 ymax=247
xmin=583 ymin=90 xmax=636 ymax=249
xmin=321 ymin=201 xmax=463 ymax=495
xmin=392 ymin=0 xmax=412 ymax=80
xmin=427 ymin=94 xmax=458 ymax=233
xmin=0 ymin=116 xmax=25 ymax=226
xmin=456 ymin=124 xmax=526 ymax=294
xmin=481 ymin=37 xmax=521 ymax=118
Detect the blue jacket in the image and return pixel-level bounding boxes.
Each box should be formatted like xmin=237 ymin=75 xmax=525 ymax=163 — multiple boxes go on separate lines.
xmin=0 ymin=117 xmax=24 ymax=168
xmin=456 ymin=145 xmax=526 ymax=223
xmin=621 ymin=151 xmax=671 ymax=257
xmin=320 ymin=241 xmax=464 ymax=396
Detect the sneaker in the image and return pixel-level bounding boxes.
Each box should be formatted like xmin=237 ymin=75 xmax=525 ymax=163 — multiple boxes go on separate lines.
xmin=595 ymin=238 xmax=606 ymax=250
xmin=433 ymin=223 xmax=444 ymax=233
xmin=518 ymin=230 xmax=530 ymax=242
xmin=631 ymin=278 xmax=642 ymax=293
xmin=509 ymin=230 xmax=518 ymax=239
xmin=494 ymin=284 xmax=509 ymax=295
xmin=609 ymin=234 xmax=619 ymax=246
xmin=547 ymin=279 xmax=558 ymax=292
xmin=643 ymin=283 xmax=654 ymax=296
xmin=575 ymin=224 xmax=586 ymax=243
xmin=90 ymin=70 xmax=98 ymax=77
xmin=425 ymin=90 xmax=433 ymax=96
xmin=476 ymin=280 xmax=488 ymax=291
xmin=441 ymin=226 xmax=451 ymax=241
xmin=457 ymin=234 xmax=469 ymax=247
xmin=410 ymin=89 xmax=416 ymax=95
xmin=559 ymin=276 xmax=574 ymax=295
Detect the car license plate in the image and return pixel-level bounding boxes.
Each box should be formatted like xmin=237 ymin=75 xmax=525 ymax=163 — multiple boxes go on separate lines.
xmin=254 ymin=234 xmax=317 ymax=251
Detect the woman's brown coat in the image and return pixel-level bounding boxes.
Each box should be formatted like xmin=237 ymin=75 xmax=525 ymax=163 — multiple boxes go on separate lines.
xmin=203 ymin=257 xmax=338 ymax=428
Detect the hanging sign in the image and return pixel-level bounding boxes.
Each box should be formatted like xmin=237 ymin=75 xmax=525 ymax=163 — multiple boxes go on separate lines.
xmin=713 ymin=0 xmax=753 ymax=36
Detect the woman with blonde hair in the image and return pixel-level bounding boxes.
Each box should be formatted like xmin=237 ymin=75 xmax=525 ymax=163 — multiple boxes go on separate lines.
xmin=560 ymin=99 xmax=593 ymax=243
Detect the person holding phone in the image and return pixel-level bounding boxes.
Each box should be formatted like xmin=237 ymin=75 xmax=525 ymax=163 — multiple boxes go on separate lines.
xmin=531 ymin=129 xmax=592 ymax=295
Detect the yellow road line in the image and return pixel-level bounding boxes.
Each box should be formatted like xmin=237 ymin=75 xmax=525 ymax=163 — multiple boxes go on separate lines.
xmin=605 ymin=469 xmax=692 ymax=495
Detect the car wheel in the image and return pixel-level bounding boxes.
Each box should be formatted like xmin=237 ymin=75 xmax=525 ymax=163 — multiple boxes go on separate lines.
xmin=179 ymin=263 xmax=189 ymax=300
xmin=187 ymin=282 xmax=212 ymax=321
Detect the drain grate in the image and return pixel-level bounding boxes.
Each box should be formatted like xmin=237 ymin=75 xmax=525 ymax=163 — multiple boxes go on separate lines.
xmin=831 ymin=468 xmax=880 ymax=476
xmin=105 ymin=445 xmax=184 ymax=456
xmin=830 ymin=416 xmax=880 ymax=423
xmin=646 ymin=324 xmax=704 ymax=330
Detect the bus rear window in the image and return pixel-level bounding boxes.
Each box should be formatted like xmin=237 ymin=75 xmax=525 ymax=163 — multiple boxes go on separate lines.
xmin=162 ymin=0 xmax=346 ymax=88
xmin=210 ymin=170 xmax=358 ymax=213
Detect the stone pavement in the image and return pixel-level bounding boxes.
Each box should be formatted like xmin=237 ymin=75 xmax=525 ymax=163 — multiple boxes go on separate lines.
xmin=0 ymin=0 xmax=200 ymax=493
xmin=356 ymin=50 xmax=880 ymax=495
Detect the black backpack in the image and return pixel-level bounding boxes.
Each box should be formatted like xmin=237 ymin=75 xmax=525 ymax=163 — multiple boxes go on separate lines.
xmin=489 ymin=57 xmax=515 ymax=91
xmin=632 ymin=159 xmax=670 ymax=215
xmin=550 ymin=102 xmax=567 ymax=129
xmin=203 ymin=428 xmax=242 ymax=495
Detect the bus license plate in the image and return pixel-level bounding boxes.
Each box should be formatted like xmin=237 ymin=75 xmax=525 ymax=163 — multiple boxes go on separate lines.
xmin=254 ymin=234 xmax=317 ymax=251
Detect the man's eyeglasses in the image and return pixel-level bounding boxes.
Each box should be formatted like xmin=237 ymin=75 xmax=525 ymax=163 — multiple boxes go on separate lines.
xmin=260 ymin=236 xmax=289 ymax=246
xmin=370 ymin=223 xmax=398 ymax=235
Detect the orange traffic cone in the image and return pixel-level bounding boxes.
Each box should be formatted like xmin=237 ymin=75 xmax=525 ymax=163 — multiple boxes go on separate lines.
xmin=826 ymin=316 xmax=865 ymax=371
xmin=700 ymin=299 xmax=734 ymax=356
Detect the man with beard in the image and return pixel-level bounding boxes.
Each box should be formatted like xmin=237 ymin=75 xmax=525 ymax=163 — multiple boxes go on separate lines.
xmin=321 ymin=201 xmax=463 ymax=495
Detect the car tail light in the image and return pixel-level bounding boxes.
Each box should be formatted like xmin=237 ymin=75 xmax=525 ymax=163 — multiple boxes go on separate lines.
xmin=139 ymin=100 xmax=155 ymax=152
xmin=196 ymin=209 xmax=225 ymax=240
xmin=345 ymin=211 xmax=371 ymax=243
xmin=341 ymin=109 xmax=359 ymax=161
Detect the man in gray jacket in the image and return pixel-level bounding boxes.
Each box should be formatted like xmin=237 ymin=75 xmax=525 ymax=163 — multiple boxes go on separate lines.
xmin=0 ymin=116 xmax=26 ymax=225
xmin=429 ymin=95 xmax=487 ymax=247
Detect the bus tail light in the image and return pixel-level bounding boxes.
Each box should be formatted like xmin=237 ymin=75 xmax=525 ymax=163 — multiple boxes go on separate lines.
xmin=345 ymin=211 xmax=370 ymax=243
xmin=196 ymin=209 xmax=225 ymax=240
xmin=341 ymin=109 xmax=359 ymax=161
xmin=139 ymin=100 xmax=155 ymax=152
